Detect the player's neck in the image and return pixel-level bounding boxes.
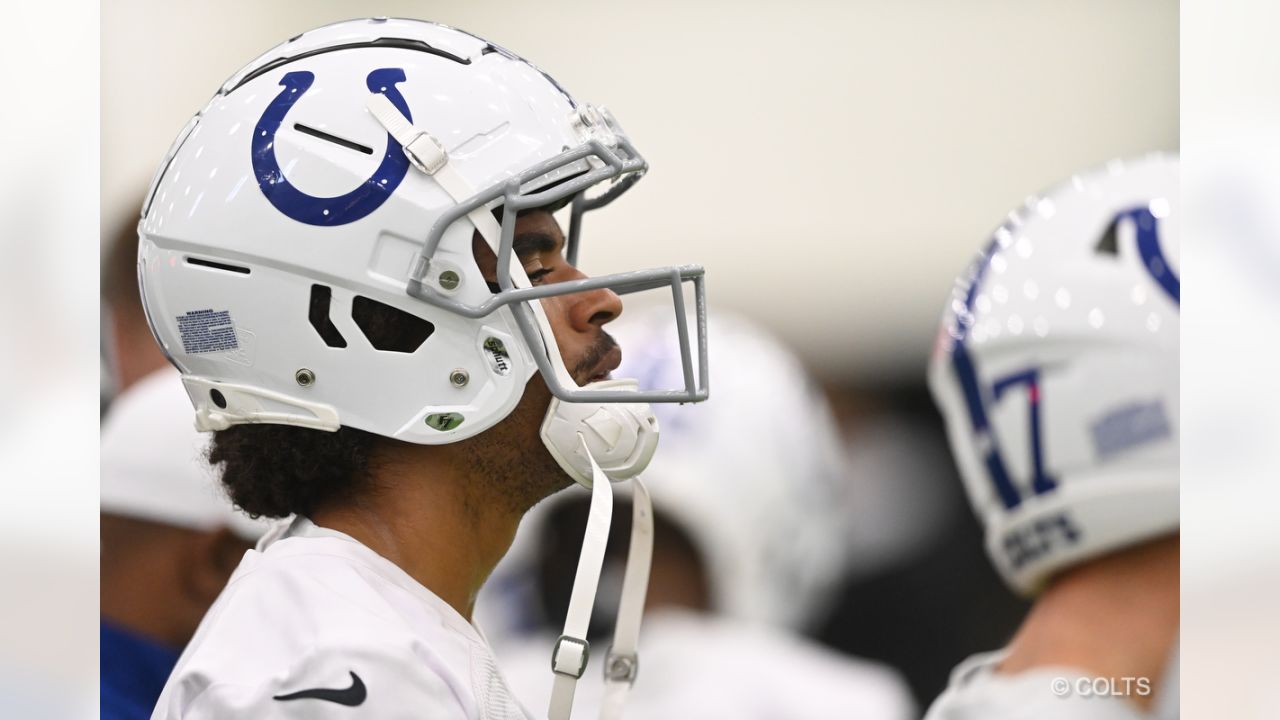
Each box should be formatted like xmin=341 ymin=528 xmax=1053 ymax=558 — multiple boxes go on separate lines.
xmin=998 ymin=534 xmax=1179 ymax=709
xmin=309 ymin=444 xmax=523 ymax=623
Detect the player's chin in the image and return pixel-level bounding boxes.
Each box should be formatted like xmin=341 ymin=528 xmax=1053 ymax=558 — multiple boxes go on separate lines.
xmin=527 ymin=445 xmax=576 ymax=501
xmin=549 ymin=468 xmax=576 ymax=494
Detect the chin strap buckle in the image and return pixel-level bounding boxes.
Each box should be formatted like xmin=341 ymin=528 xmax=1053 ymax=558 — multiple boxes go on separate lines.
xmin=551 ymin=635 xmax=591 ymax=679
xmin=548 ymin=446 xmax=654 ymax=720
xmin=402 ymin=131 xmax=448 ymax=175
xmin=365 ymin=94 xmax=447 ymax=175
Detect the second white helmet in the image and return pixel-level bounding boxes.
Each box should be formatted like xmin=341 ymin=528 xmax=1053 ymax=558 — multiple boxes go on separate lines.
xmin=928 ymin=154 xmax=1180 ymax=595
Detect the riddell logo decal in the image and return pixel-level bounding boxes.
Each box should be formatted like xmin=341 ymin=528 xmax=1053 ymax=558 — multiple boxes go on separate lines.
xmin=484 ymin=337 xmax=511 ymax=376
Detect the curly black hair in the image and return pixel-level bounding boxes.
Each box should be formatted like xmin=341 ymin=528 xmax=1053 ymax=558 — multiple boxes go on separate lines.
xmin=209 ymin=424 xmax=379 ymax=519
xmin=206 ymin=286 xmax=435 ymax=518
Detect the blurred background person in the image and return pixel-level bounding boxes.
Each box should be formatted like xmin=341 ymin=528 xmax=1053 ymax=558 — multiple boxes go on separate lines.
xmin=102 ymin=208 xmax=170 ymax=408
xmin=924 ymin=154 xmax=1179 ymax=719
xmin=480 ymin=313 xmax=916 ymax=719
xmin=100 ymin=366 xmax=268 ymax=720
xmin=816 ymin=375 xmax=1030 ymax=706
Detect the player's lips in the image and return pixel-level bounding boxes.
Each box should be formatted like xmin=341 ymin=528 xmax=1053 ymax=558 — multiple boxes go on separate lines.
xmin=585 ymin=345 xmax=622 ymax=384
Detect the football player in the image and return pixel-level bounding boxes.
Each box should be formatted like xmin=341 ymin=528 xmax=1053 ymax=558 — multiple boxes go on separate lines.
xmin=925 ymin=154 xmax=1179 ymax=719
xmin=142 ymin=18 xmax=707 ymax=720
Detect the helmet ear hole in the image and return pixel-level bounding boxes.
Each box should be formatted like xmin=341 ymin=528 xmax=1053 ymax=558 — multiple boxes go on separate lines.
xmin=351 ymin=296 xmax=435 ymax=353
xmin=210 ymin=389 xmax=227 ymax=409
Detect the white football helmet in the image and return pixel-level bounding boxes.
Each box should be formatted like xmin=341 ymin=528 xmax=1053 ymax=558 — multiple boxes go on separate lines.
xmin=137 ymin=18 xmax=707 ymax=485
xmin=928 ymin=154 xmax=1179 ymax=595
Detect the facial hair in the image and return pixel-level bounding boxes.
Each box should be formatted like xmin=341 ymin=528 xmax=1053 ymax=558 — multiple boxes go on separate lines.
xmin=570 ymin=331 xmax=618 ymax=383
xmin=455 ymin=331 xmax=619 ymax=518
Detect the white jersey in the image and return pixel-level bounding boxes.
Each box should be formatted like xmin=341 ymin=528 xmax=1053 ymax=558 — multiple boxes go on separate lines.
xmin=924 ymin=649 xmax=1172 ymax=720
xmin=152 ymin=517 xmax=532 ymax=720
xmin=494 ymin=609 xmax=915 ymax=720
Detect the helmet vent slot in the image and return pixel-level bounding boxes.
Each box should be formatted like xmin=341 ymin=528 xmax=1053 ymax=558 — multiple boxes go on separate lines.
xmin=308 ymin=284 xmax=348 ymax=348
xmin=186 ymin=256 xmax=250 ymax=275
xmin=351 ymin=296 xmax=435 ymax=353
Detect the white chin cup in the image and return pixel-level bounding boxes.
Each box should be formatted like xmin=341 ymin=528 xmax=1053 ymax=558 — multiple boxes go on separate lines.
xmin=540 ymin=378 xmax=660 ymax=487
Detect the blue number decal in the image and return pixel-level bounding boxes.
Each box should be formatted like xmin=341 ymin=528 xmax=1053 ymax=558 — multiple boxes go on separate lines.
xmin=992 ymin=369 xmax=1057 ymax=499
xmin=951 ymin=353 xmax=1056 ymax=509
xmin=252 ymin=68 xmax=412 ymax=226
xmin=947 ymin=237 xmax=1056 ymax=510
xmin=950 ymin=341 xmax=1022 ymax=509
xmin=949 ymin=203 xmax=1174 ymax=509
xmin=949 ymin=239 xmax=1022 ymax=509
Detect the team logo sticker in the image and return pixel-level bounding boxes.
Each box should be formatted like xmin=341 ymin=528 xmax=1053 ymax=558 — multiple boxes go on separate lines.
xmin=252 ymin=68 xmax=412 ymax=226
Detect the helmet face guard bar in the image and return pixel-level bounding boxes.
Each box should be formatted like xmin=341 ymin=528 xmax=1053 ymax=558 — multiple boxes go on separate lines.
xmin=404 ymin=130 xmax=709 ymax=404
xmin=509 ymin=268 xmax=708 ymax=403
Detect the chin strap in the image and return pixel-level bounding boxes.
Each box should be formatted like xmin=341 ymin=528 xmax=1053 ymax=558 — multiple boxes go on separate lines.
xmin=367 ymin=94 xmax=490 ymax=231
xmin=600 ymin=477 xmax=652 ymax=720
xmin=549 ymin=439 xmax=654 ymax=720
xmin=548 ymin=439 xmax=612 ymax=719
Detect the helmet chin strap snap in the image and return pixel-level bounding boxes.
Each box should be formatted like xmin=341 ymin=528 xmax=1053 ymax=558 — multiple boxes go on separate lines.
xmin=549 ymin=438 xmax=653 ymax=720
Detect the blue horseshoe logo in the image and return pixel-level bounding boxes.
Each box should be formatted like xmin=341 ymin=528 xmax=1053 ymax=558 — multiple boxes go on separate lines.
xmin=1118 ymin=207 xmax=1180 ymax=305
xmin=252 ymin=68 xmax=412 ymax=226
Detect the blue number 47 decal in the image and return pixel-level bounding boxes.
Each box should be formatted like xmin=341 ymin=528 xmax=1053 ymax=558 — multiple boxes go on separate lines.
xmin=948 ymin=203 xmax=1174 ymax=510
xmin=951 ymin=337 xmax=1057 ymax=509
xmin=987 ymin=369 xmax=1057 ymax=509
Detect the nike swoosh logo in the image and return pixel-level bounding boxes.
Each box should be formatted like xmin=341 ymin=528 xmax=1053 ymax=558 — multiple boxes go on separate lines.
xmin=273 ymin=670 xmax=367 ymax=706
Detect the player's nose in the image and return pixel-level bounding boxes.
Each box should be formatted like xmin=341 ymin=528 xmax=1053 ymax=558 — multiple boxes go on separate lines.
xmin=564 ymin=266 xmax=623 ymax=331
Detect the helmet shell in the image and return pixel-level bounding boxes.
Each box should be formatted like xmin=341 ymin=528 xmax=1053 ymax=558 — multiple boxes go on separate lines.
xmin=928 ymin=154 xmax=1180 ymax=595
xmin=139 ymin=19 xmax=588 ymax=444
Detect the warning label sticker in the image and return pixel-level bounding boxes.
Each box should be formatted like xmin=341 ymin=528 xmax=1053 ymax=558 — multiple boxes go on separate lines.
xmin=176 ymin=309 xmax=240 ymax=354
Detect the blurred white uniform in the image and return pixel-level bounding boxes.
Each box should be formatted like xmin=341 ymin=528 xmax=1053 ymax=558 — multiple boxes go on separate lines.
xmin=482 ymin=314 xmax=914 ymax=720
xmin=497 ymin=610 xmax=914 ymax=720
xmin=152 ymin=517 xmax=531 ymax=720
xmin=924 ymin=650 xmax=1177 ymax=720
